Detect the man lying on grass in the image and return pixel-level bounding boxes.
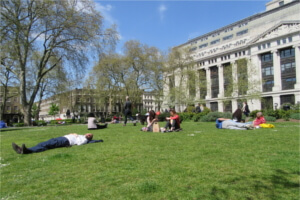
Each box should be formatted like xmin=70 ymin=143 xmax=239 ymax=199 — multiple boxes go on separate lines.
xmin=216 ymin=118 xmax=254 ymax=130
xmin=12 ymin=133 xmax=103 ymax=154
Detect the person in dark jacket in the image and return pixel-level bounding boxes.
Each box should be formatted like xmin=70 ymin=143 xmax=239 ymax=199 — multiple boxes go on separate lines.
xmin=123 ymin=96 xmax=134 ymax=126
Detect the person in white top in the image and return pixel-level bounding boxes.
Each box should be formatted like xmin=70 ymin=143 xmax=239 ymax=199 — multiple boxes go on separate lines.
xmin=12 ymin=133 xmax=103 ymax=154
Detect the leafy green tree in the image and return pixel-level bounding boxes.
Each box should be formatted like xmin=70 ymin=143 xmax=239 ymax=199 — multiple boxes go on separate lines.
xmin=48 ymin=103 xmax=59 ymax=118
xmin=1 ymin=0 xmax=118 ymax=125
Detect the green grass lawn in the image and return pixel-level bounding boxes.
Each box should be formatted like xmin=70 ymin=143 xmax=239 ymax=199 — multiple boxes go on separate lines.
xmin=1 ymin=121 xmax=299 ymax=200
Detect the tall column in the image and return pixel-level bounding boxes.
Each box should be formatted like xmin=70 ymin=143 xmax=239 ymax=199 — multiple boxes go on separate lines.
xmin=218 ymin=64 xmax=224 ymax=98
xmin=218 ymin=100 xmax=224 ymax=112
xmin=195 ymin=70 xmax=201 ymax=100
xmin=231 ymin=61 xmax=238 ymax=97
xmin=294 ymin=44 xmax=300 ymax=89
xmin=232 ymin=99 xmax=238 ymax=112
xmin=249 ymin=54 xmax=263 ymax=93
xmin=272 ymin=50 xmax=281 ymax=91
xmin=273 ymin=94 xmax=280 ymax=110
xmin=205 ymin=67 xmax=211 ymax=99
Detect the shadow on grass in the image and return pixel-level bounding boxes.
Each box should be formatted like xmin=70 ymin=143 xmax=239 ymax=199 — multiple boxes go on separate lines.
xmin=210 ymin=169 xmax=299 ymax=200
xmin=0 ymin=127 xmax=36 ymax=132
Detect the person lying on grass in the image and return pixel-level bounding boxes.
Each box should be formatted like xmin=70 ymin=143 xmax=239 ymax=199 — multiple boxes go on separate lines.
xmin=12 ymin=133 xmax=103 ymax=154
xmin=216 ymin=118 xmax=254 ymax=130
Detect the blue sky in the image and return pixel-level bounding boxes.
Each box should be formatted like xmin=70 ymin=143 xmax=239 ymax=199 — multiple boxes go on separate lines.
xmin=94 ymin=0 xmax=269 ymax=53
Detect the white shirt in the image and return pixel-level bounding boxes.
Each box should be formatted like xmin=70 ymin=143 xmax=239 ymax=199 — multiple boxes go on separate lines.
xmin=64 ymin=134 xmax=88 ymax=146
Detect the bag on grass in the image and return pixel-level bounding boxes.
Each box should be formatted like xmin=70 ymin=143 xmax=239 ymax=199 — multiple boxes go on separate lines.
xmin=153 ymin=122 xmax=160 ymax=132
xmin=259 ymin=123 xmax=275 ymax=128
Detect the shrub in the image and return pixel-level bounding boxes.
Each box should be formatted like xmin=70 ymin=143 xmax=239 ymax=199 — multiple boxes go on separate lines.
xmin=250 ymin=110 xmax=261 ymax=118
xmin=50 ymin=120 xmax=59 ymax=124
xmin=13 ymin=123 xmax=24 ymax=127
xmin=200 ymin=112 xmax=231 ymax=122
xmin=178 ymin=113 xmax=194 ymax=121
xmin=264 ymin=116 xmax=276 ymax=122
xmin=157 ymin=112 xmax=170 ymax=122
xmin=290 ymin=113 xmax=300 ymax=120
xmin=192 ymin=112 xmax=206 ymax=122
xmin=36 ymin=120 xmax=47 ymax=126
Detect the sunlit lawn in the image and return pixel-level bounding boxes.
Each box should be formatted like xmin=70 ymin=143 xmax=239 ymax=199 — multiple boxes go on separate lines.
xmin=1 ymin=121 xmax=299 ymax=200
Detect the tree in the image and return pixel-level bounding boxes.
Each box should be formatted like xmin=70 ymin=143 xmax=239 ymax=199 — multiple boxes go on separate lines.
xmin=0 ymin=64 xmax=18 ymax=120
xmin=1 ymin=0 xmax=118 ymax=125
xmin=165 ymin=47 xmax=195 ymax=111
xmin=90 ymin=40 xmax=165 ymax=114
xmin=48 ymin=103 xmax=59 ymax=118
xmin=223 ymin=58 xmax=261 ymax=107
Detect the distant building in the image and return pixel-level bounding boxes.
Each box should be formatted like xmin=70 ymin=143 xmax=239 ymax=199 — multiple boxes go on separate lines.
xmin=39 ymin=88 xmax=146 ymax=120
xmin=163 ymin=0 xmax=300 ymax=112
xmin=0 ymin=86 xmax=22 ymax=123
xmin=142 ymin=91 xmax=163 ymax=112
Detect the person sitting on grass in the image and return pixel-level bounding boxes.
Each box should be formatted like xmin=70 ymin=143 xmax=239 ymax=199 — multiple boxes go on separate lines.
xmin=12 ymin=133 xmax=103 ymax=154
xmin=216 ymin=118 xmax=253 ymax=130
xmin=252 ymin=112 xmax=266 ymax=127
xmin=162 ymin=109 xmax=182 ymax=132
xmin=232 ymin=108 xmax=243 ymax=122
xmin=87 ymin=112 xmax=108 ymax=130
xmin=111 ymin=116 xmax=120 ymax=124
xmin=142 ymin=110 xmax=158 ymax=132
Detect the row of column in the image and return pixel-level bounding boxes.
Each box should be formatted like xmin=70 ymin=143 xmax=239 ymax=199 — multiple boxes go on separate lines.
xmin=194 ymin=45 xmax=300 ymax=111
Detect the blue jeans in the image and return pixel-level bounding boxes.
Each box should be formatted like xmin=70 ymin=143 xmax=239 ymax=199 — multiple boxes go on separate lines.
xmin=28 ymin=137 xmax=70 ymax=153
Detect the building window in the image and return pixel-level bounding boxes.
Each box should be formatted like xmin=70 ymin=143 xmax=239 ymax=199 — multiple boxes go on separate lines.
xmin=288 ymin=37 xmax=292 ymax=42
xmin=281 ymin=62 xmax=295 ymax=74
xmin=223 ymin=34 xmax=233 ymax=40
xmin=7 ymin=106 xmax=11 ymax=112
xmin=189 ymin=47 xmax=197 ymax=52
xmin=236 ymin=29 xmax=248 ymax=36
xmin=199 ymin=43 xmax=208 ymax=49
xmin=262 ymin=80 xmax=274 ymax=92
xmin=280 ymin=95 xmax=295 ymax=105
xmin=282 ymin=77 xmax=296 ymax=90
xmin=261 ymin=53 xmax=273 ymax=62
xmin=279 ymin=1 xmax=284 ymax=6
xmin=261 ymin=97 xmax=273 ymax=110
xmin=210 ymin=102 xmax=218 ymax=112
xmin=210 ymin=66 xmax=219 ymax=98
xmin=280 ymin=48 xmax=295 ymax=58
xmin=262 ymin=66 xmax=274 ymax=76
xmin=210 ymin=39 xmax=220 ymax=45
xmin=199 ymin=70 xmax=207 ymax=99
xmin=14 ymin=106 xmax=18 ymax=112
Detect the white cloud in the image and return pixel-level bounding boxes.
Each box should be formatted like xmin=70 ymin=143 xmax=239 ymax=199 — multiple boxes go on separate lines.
xmin=158 ymin=4 xmax=167 ymax=21
xmin=95 ymin=3 xmax=115 ymax=26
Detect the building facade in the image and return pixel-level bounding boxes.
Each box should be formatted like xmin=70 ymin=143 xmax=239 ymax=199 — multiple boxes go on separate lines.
xmin=142 ymin=91 xmax=163 ymax=112
xmin=163 ymin=0 xmax=300 ymax=112
xmin=39 ymin=88 xmax=145 ymax=120
xmin=0 ymin=87 xmax=22 ymax=123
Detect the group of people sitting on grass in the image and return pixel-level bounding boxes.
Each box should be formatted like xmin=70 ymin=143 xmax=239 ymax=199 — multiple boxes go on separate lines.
xmin=141 ymin=109 xmax=182 ymax=132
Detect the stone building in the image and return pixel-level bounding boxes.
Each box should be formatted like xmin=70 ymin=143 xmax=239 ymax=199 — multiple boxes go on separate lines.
xmin=163 ymin=0 xmax=300 ymax=112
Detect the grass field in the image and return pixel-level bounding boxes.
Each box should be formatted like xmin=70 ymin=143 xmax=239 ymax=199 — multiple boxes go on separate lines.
xmin=0 ymin=121 xmax=299 ymax=200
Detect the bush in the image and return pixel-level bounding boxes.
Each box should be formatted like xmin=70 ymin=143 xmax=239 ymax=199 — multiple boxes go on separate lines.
xmin=200 ymin=112 xmax=232 ymax=122
xmin=178 ymin=112 xmax=195 ymax=121
xmin=192 ymin=112 xmax=206 ymax=122
xmin=264 ymin=116 xmax=276 ymax=122
xmin=157 ymin=112 xmax=170 ymax=122
xmin=13 ymin=123 xmax=24 ymax=127
xmin=35 ymin=120 xmax=47 ymax=126
xmin=290 ymin=113 xmax=300 ymax=120
xmin=250 ymin=110 xmax=261 ymax=118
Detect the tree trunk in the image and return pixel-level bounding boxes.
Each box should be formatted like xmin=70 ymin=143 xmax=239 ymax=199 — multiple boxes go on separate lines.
xmin=22 ymin=105 xmax=32 ymax=126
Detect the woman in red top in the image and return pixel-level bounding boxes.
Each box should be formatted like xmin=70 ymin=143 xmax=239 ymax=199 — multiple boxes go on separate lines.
xmin=253 ymin=112 xmax=266 ymax=126
xmin=164 ymin=109 xmax=181 ymax=131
